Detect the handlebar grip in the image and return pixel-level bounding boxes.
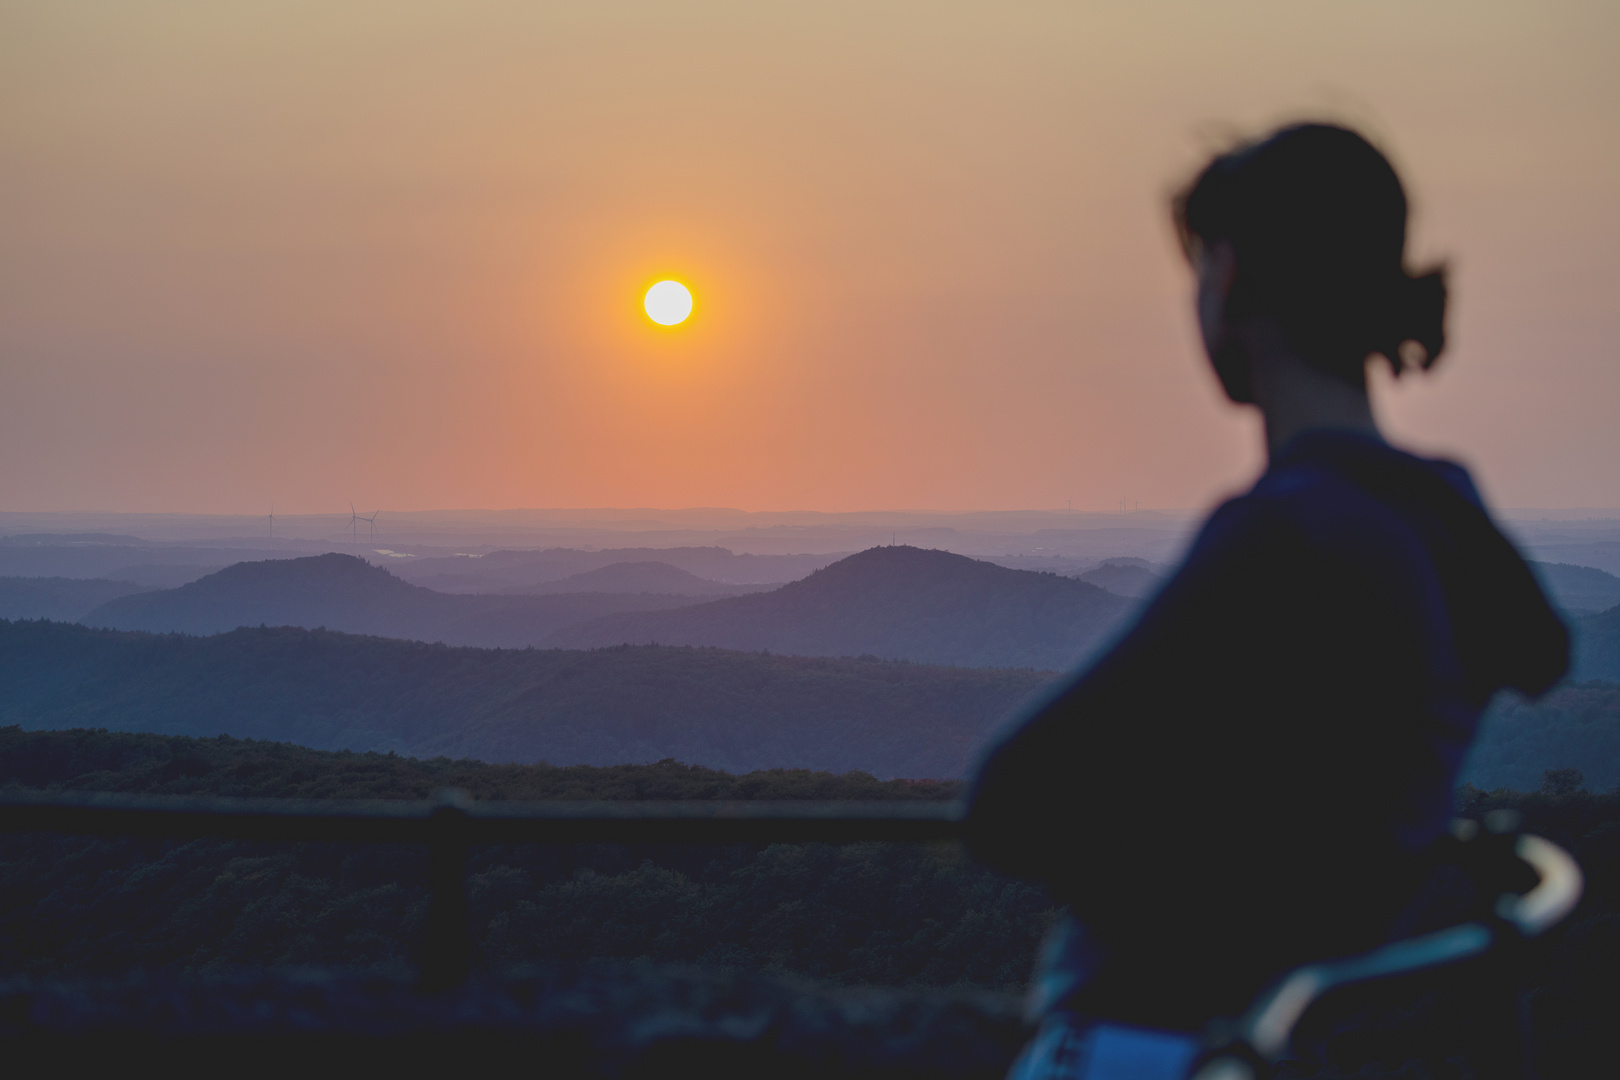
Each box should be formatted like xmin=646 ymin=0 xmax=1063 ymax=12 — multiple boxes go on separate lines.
xmin=1499 ymin=833 xmax=1583 ymax=937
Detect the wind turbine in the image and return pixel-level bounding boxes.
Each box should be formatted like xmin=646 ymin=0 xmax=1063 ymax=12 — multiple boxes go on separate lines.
xmin=267 ymin=503 xmax=274 ymax=540
xmin=359 ymin=509 xmax=380 ymax=543
xmin=349 ymin=503 xmax=360 ymax=543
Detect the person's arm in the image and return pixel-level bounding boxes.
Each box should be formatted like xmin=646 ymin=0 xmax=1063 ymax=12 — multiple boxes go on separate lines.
xmin=962 ymin=499 xmax=1273 ymax=885
xmin=962 ymin=491 xmax=1440 ymax=896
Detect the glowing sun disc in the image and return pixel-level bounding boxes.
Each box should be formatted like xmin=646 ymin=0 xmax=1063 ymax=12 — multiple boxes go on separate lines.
xmin=644 ymin=280 xmax=693 ymax=325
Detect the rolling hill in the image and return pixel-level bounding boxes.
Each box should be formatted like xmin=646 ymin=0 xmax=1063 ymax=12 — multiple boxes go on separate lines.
xmin=1462 ymin=681 xmax=1620 ymax=791
xmin=0 ymin=619 xmax=1052 ymax=777
xmin=1077 ymin=559 xmax=1164 ymax=599
xmin=81 ymin=554 xmax=702 ymax=648
xmin=1573 ymin=602 xmax=1620 ymax=682
xmin=1530 ymin=561 xmax=1620 ymax=616
xmin=551 ymin=545 xmax=1135 ymax=670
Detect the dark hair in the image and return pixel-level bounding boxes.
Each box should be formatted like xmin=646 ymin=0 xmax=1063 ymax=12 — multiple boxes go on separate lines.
xmin=1174 ymin=123 xmax=1446 ymax=386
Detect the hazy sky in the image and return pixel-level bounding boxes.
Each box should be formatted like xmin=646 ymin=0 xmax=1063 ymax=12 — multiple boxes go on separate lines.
xmin=3 ymin=1 xmax=1616 ymax=514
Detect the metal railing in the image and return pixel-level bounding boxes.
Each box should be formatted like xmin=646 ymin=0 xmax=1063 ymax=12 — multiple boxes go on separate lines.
xmin=0 ymin=789 xmax=964 ymax=990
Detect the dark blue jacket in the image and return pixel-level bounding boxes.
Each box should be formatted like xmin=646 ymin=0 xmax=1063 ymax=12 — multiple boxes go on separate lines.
xmin=965 ymin=431 xmax=1568 ymax=1028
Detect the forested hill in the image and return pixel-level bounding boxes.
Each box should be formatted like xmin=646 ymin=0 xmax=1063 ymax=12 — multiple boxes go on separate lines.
xmin=81 ymin=553 xmax=703 ymax=647
xmin=1530 ymin=561 xmax=1620 ymax=616
xmin=552 ymin=545 xmax=1135 ymax=670
xmin=0 ymin=619 xmax=1052 ymax=778
xmin=1573 ymin=602 xmax=1620 ymax=681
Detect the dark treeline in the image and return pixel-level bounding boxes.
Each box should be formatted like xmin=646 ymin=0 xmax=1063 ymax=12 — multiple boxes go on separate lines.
xmin=1 ymin=729 xmax=1616 ymax=1076
xmin=0 ymin=726 xmax=963 ymax=802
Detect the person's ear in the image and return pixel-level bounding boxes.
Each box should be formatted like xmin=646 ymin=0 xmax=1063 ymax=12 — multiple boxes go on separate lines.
xmin=1196 ymin=241 xmax=1255 ymax=404
xmin=1195 ymin=240 xmax=1236 ymax=349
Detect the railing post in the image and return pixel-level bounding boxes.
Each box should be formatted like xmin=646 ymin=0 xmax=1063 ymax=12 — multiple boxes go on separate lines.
xmin=418 ymin=789 xmax=472 ymax=992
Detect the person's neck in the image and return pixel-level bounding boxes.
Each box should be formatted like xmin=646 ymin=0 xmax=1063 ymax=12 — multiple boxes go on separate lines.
xmin=1242 ymin=318 xmax=1383 ymax=460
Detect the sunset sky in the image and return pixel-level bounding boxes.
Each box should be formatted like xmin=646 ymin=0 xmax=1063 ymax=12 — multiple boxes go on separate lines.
xmin=2 ymin=0 xmax=1616 ymax=515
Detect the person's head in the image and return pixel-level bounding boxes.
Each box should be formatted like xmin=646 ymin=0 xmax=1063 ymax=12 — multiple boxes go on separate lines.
xmin=1173 ymin=123 xmax=1446 ymax=404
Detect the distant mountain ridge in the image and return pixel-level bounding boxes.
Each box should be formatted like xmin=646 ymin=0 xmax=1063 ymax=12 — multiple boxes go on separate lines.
xmin=553 ymin=545 xmax=1135 ymax=670
xmin=83 ymin=554 xmax=701 ymax=648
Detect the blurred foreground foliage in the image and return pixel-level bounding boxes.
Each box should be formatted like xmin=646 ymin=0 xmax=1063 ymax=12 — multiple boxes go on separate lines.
xmin=0 ymin=727 xmax=1043 ymax=990
xmin=1 ymin=728 xmax=1617 ymax=1076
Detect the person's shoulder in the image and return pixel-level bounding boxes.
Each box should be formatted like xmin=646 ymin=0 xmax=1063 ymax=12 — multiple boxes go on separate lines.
xmin=1415 ymin=455 xmax=1485 ymax=510
xmin=1195 ymin=433 xmax=1465 ymax=568
xmin=1175 ymin=433 xmax=1493 ymax=584
xmin=1197 ymin=442 xmax=1365 ymax=543
xmin=1173 ymin=484 xmax=1317 ymax=583
xmin=1259 ymin=431 xmax=1485 ymax=522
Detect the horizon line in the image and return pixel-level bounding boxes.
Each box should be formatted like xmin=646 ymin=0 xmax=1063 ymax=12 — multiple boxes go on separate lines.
xmin=5 ymin=506 xmax=1620 ymax=520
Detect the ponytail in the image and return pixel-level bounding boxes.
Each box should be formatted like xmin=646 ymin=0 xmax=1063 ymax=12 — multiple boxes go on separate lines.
xmin=1378 ymin=267 xmax=1447 ymax=375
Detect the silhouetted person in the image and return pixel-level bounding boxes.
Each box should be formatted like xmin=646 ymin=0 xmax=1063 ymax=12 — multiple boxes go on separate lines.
xmin=965 ymin=124 xmax=1568 ymax=1079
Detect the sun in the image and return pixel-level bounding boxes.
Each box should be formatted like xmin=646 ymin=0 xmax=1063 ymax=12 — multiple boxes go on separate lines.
xmin=644 ymin=280 xmax=693 ymax=326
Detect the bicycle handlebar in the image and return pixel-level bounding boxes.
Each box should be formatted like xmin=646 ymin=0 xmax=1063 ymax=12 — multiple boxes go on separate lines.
xmin=1190 ymin=830 xmax=1583 ymax=1080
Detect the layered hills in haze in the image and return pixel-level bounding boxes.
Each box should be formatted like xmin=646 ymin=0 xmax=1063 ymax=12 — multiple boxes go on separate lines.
xmin=554 ymin=546 xmax=1135 ymax=670
xmin=78 ymin=546 xmax=1141 ymax=669
xmin=57 ymin=544 xmax=1620 ymax=679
